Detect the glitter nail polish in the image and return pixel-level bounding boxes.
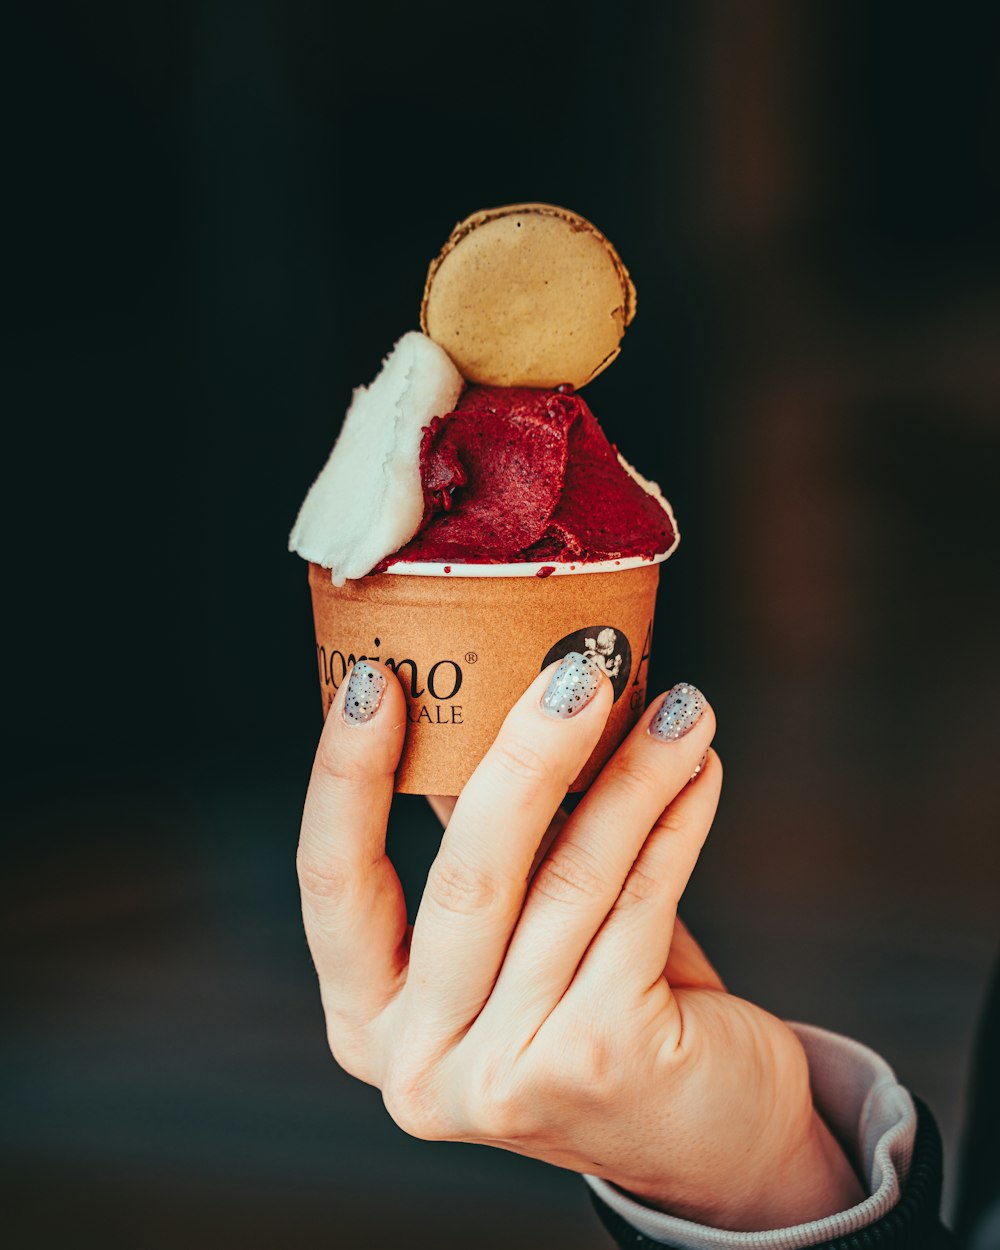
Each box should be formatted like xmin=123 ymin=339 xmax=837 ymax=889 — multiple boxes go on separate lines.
xmin=649 ymin=683 xmax=706 ymax=741
xmin=540 ymin=652 xmax=602 ymax=719
xmin=343 ymin=661 xmax=387 ymax=725
xmin=690 ymin=751 xmax=709 ymax=781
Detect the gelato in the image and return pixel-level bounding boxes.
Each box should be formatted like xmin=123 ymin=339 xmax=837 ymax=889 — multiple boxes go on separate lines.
xmin=378 ymin=385 xmax=675 ymax=567
xmin=289 ymin=332 xmax=463 ymax=584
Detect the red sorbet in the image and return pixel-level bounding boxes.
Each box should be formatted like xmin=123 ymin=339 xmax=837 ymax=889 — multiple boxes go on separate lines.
xmin=383 ymin=386 xmax=675 ymax=566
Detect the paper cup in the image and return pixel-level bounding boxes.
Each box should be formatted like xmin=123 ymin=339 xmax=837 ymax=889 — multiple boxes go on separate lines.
xmin=307 ymin=558 xmax=663 ymax=795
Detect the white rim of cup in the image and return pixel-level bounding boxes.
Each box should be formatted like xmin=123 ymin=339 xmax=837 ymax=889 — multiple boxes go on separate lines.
xmin=381 ymin=549 xmax=674 ymax=577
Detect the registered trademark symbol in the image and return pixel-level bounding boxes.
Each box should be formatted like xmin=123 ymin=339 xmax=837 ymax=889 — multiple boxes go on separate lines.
xmin=465 ymin=651 xmax=478 ymax=664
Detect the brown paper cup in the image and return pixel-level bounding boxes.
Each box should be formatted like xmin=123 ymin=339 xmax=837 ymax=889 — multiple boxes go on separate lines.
xmin=307 ymin=562 xmax=660 ymax=795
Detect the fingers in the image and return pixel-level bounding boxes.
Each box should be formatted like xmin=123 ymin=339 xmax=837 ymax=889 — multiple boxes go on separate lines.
xmin=571 ymin=751 xmax=724 ymax=999
xmin=297 ymin=662 xmax=409 ymax=1036
xmin=480 ymin=684 xmax=715 ymax=1024
xmin=405 ymin=654 xmax=613 ymax=1038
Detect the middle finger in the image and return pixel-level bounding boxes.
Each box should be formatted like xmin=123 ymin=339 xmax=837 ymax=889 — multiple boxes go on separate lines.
xmin=480 ymin=683 xmax=714 ymax=1026
xmin=404 ymin=653 xmax=613 ymax=1039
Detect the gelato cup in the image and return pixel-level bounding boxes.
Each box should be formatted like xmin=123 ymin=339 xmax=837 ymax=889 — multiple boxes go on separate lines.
xmin=294 ymin=204 xmax=681 ymax=795
xmin=308 ymin=557 xmax=664 ymax=794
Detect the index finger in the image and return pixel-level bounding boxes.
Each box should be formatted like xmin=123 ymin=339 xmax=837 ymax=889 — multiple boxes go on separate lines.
xmin=404 ymin=653 xmax=613 ymax=1037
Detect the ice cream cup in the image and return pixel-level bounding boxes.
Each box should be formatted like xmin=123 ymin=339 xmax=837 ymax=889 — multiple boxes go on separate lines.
xmin=307 ymin=555 xmax=668 ymax=795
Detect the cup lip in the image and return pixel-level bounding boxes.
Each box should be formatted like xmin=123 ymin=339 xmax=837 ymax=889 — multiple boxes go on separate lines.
xmin=379 ymin=549 xmax=672 ymax=578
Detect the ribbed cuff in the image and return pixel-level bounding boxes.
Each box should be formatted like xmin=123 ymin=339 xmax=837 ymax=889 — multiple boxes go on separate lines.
xmin=590 ymin=1098 xmax=952 ymax=1250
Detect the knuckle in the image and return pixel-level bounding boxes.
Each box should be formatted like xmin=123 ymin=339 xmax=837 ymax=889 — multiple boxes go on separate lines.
xmin=617 ymin=860 xmax=663 ymax=908
xmin=614 ymin=755 xmax=667 ymax=803
xmin=381 ymin=1067 xmax=449 ymax=1142
xmin=466 ymin=1058 xmax=532 ymax=1141
xmin=556 ymin=1021 xmax=623 ymax=1102
xmin=490 ymin=736 xmax=553 ymax=789
xmin=532 ymin=841 xmax=608 ymax=907
xmin=296 ymin=845 xmax=355 ymax=906
xmin=652 ymin=807 xmax=687 ymax=841
xmin=426 ymin=848 xmax=501 ymax=916
xmin=312 ymin=721 xmax=397 ymax=790
xmin=381 ymin=1089 xmax=432 ymax=1141
xmin=314 ymin=733 xmax=367 ymax=785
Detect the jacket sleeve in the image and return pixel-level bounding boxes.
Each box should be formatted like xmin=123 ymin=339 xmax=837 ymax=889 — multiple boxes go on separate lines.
xmin=585 ymin=1024 xmax=957 ymax=1250
xmin=590 ymin=1097 xmax=955 ymax=1250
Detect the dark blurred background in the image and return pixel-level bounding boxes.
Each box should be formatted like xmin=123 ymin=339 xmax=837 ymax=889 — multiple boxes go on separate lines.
xmin=5 ymin=2 xmax=999 ymax=1246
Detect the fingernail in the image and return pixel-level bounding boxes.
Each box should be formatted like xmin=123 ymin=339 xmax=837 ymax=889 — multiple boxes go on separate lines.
xmin=649 ymin=683 xmax=706 ymax=741
xmin=342 ymin=661 xmax=387 ymax=725
xmin=690 ymin=752 xmax=708 ymax=781
xmin=540 ymin=652 xmax=602 ymax=719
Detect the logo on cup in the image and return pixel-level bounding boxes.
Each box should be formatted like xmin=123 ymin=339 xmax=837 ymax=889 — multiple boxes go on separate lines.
xmin=541 ymin=626 xmax=633 ymax=704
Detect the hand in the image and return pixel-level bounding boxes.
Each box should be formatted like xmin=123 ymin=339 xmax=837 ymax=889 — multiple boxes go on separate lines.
xmin=297 ymin=660 xmax=863 ymax=1229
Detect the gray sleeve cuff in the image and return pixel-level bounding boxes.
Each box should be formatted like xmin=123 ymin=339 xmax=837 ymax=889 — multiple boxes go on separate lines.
xmin=584 ymin=1022 xmax=917 ymax=1250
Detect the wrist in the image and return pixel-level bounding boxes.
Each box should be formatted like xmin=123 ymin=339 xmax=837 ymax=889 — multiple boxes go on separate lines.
xmin=739 ymin=1106 xmax=864 ymax=1230
xmin=624 ymin=1105 xmax=864 ymax=1231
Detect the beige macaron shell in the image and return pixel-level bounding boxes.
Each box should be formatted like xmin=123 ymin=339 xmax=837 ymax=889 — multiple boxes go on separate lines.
xmin=421 ymin=204 xmax=635 ymax=389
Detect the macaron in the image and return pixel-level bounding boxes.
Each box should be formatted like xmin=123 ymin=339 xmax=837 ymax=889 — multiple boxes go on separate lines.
xmin=420 ymin=203 xmax=636 ymax=390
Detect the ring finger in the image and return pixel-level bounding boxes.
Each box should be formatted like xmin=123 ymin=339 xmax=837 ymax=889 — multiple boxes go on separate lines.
xmin=569 ymin=750 xmax=723 ymax=1001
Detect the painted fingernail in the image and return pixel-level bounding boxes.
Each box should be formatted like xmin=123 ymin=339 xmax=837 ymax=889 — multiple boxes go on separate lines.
xmin=540 ymin=652 xmax=602 ymax=719
xmin=649 ymin=683 xmax=706 ymax=741
xmin=342 ymin=661 xmax=387 ymax=725
xmin=690 ymin=752 xmax=708 ymax=781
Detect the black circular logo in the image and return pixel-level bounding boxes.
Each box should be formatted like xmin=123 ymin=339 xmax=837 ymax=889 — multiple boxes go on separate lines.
xmin=541 ymin=626 xmax=633 ymax=703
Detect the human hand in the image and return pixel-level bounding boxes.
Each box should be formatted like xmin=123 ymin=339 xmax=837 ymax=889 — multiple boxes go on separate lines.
xmin=297 ymin=658 xmax=862 ymax=1228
